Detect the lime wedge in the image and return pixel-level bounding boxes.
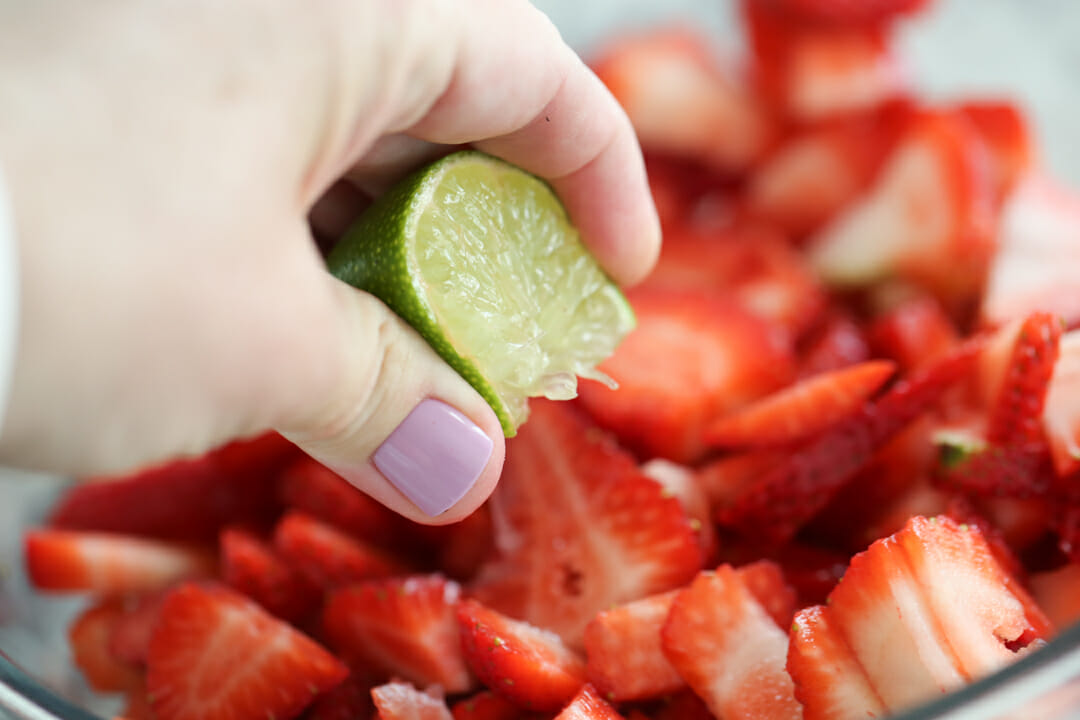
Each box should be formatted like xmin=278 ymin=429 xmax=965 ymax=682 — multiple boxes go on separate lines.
xmin=326 ymin=151 xmax=635 ymax=436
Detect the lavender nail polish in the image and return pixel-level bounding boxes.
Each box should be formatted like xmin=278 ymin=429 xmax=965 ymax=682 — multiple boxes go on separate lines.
xmin=373 ymin=399 xmax=493 ymax=516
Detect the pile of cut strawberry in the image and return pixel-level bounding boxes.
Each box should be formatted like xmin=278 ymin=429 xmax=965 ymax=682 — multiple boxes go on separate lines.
xmin=21 ymin=1 xmax=1080 ymax=719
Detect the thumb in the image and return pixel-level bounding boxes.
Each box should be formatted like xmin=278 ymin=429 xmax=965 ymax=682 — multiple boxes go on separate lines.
xmin=279 ymin=278 xmax=505 ymax=525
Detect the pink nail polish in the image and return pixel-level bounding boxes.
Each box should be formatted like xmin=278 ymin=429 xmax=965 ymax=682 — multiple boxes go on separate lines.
xmin=373 ymin=399 xmax=493 ymax=516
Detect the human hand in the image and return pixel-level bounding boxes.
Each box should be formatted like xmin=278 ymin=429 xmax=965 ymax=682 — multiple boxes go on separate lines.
xmin=0 ymin=0 xmax=659 ymax=522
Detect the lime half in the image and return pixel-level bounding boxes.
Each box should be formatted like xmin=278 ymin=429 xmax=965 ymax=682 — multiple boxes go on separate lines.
xmin=326 ymin=151 xmax=635 ymax=436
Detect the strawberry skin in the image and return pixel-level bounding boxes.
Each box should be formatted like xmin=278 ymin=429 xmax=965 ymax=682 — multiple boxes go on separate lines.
xmin=704 ymin=359 xmax=896 ymax=448
xmin=1043 ymin=330 xmax=1080 ymax=478
xmin=469 ymin=400 xmax=704 ymax=647
xmin=25 ymin=529 xmax=215 ymax=593
xmin=578 ymin=287 xmax=795 ymax=463
xmin=554 ymin=684 xmax=627 ymax=720
xmin=322 ymin=574 xmax=474 ymax=694
xmin=146 ymin=583 xmax=347 ymax=720
xmin=273 ymin=511 xmax=407 ymax=590
xmin=449 ymin=691 xmax=523 ymax=720
xmin=457 ymin=598 xmax=586 ymax=711
xmin=661 ymin=565 xmax=803 ymax=720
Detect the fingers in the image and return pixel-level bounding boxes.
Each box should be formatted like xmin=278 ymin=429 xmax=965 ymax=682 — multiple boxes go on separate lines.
xmin=278 ymin=278 xmax=504 ymax=525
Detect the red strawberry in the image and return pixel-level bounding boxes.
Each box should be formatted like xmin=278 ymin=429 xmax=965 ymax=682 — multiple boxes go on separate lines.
xmin=704 ymin=359 xmax=896 ymax=448
xmin=720 ymin=341 xmax=979 ymax=543
xmin=591 ymin=28 xmax=773 ymax=172
xmin=273 ymin=511 xmax=407 ymax=590
xmin=48 ymin=432 xmax=298 ymax=543
xmin=696 ymin=451 xmax=780 ymax=520
xmin=582 ymin=590 xmax=684 ymax=702
xmin=958 ymin=100 xmax=1035 ymax=202
xmin=1029 ymin=562 xmax=1080 ymax=630
xmin=422 ymin=503 xmax=497 ymax=581
xmin=640 ymin=459 xmax=718 ymax=563
xmin=304 ymin=672 xmax=377 ymax=720
xmin=661 ymin=566 xmax=803 ymax=720
xmin=650 ymin=690 xmax=715 ymax=720
xmin=762 ymin=0 xmax=931 ymax=26
xmin=277 ymin=456 xmax=404 ymax=549
xmin=146 ymin=583 xmax=347 ymax=720
xmin=578 ymin=287 xmax=796 ymax=463
xmin=469 ymin=400 xmax=704 ymax=647
xmin=108 ymin=590 xmax=167 ymax=666
xmin=322 ymin=575 xmax=473 ymax=694
xmin=457 ymin=598 xmax=586 ymax=711
xmin=825 ymin=516 xmax=1048 ymax=712
xmin=787 ymin=605 xmax=886 ymax=720
xmin=554 ymin=685 xmax=626 ymax=720
xmin=867 ymin=295 xmax=960 ymax=373
xmin=808 ymin=109 xmax=996 ymax=313
xmin=980 ymin=175 xmax=1080 ymax=329
xmin=736 ymin=560 xmax=798 ymax=629
xmin=798 ymin=312 xmax=871 ymax=376
xmin=24 ymin=529 xmax=215 ymax=594
xmin=449 ymin=691 xmax=523 ymax=720
xmin=117 ymin=679 xmax=156 ymax=720
xmin=1044 ymin=331 xmax=1080 ymax=478
xmin=371 ymin=682 xmax=453 ymax=720
xmin=219 ymin=527 xmax=321 ymax=623
xmin=68 ymin=597 xmax=144 ymax=693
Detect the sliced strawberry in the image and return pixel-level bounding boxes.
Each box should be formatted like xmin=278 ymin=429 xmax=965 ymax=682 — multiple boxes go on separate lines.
xmin=640 ymin=459 xmax=718 ymax=563
xmin=370 ymin=682 xmax=453 ymax=720
xmin=219 ymin=527 xmax=321 ymax=623
xmin=117 ymin=679 xmax=156 ymax=720
xmin=273 ymin=511 xmax=407 ymax=591
xmin=277 ymin=456 xmax=404 ymax=549
xmin=1043 ymin=330 xmax=1080 ymax=478
xmin=578 ymin=287 xmax=795 ymax=463
xmin=650 ymin=690 xmax=715 ymax=720
xmin=48 ymin=432 xmax=297 ymax=543
xmin=696 ymin=450 xmax=780 ymax=521
xmin=322 ymin=575 xmax=473 ymax=694
xmin=457 ymin=599 xmax=585 ymax=712
xmin=736 ymin=560 xmax=798 ymax=629
xmin=797 ymin=312 xmax=871 ymax=376
xmin=554 ymin=685 xmax=626 ymax=720
xmin=958 ymin=100 xmax=1035 ymax=202
xmin=449 ymin=691 xmax=523 ymax=720
xmin=591 ymin=28 xmax=773 ymax=172
xmin=146 ymin=583 xmax=347 ymax=720
xmin=763 ymin=0 xmax=931 ymax=26
xmin=787 ymin=605 xmax=886 ymax=720
xmin=69 ymin=597 xmax=144 ymax=693
xmin=418 ymin=503 xmax=497 ymax=582
xmin=108 ymin=590 xmax=167 ymax=666
xmin=1029 ymin=562 xmax=1080 ymax=630
xmin=469 ymin=400 xmax=704 ymax=647
xmin=720 ymin=341 xmax=979 ymax=543
xmin=582 ymin=590 xmax=684 ymax=702
xmin=867 ymin=295 xmax=960 ymax=373
xmin=304 ymin=671 xmax=377 ymax=720
xmin=24 ymin=529 xmax=214 ymax=594
xmin=704 ymin=359 xmax=896 ymax=448
xmin=661 ymin=566 xmax=802 ymax=720
xmin=808 ymin=108 xmax=996 ymax=313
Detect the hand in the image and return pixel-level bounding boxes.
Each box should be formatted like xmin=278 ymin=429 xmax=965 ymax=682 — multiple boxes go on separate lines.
xmin=0 ymin=0 xmax=659 ymax=523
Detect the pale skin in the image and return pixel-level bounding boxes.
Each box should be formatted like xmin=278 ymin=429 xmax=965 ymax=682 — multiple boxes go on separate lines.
xmin=0 ymin=0 xmax=660 ymax=523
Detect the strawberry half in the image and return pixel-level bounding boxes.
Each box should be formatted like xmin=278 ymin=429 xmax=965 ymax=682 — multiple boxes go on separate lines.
xmin=371 ymin=682 xmax=453 ymax=720
xmin=469 ymin=400 xmax=704 ymax=647
xmin=704 ymin=359 xmax=896 ymax=448
xmin=146 ymin=583 xmax=347 ymax=720
xmin=457 ymin=598 xmax=586 ymax=711
xmin=24 ymin=529 xmax=215 ymax=594
xmin=273 ymin=511 xmax=407 ymax=590
xmin=554 ymin=685 xmax=627 ymax=720
xmin=661 ymin=565 xmax=803 ymax=720
xmin=322 ymin=574 xmax=473 ymax=694
xmin=578 ymin=287 xmax=796 ymax=463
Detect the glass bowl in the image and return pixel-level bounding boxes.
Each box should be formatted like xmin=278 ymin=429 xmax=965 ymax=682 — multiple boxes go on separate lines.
xmin=3 ymin=1 xmax=1080 ymax=718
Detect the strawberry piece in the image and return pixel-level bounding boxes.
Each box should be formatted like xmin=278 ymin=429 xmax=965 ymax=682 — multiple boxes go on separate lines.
xmin=798 ymin=312 xmax=871 ymax=376
xmin=146 ymin=583 xmax=347 ymax=720
xmin=69 ymin=597 xmax=144 ymax=693
xmin=578 ymin=288 xmax=795 ymax=463
xmin=763 ymin=0 xmax=931 ymax=26
xmin=650 ymin=690 xmax=715 ymax=720
xmin=661 ymin=566 xmax=802 ymax=720
xmin=420 ymin=503 xmax=497 ymax=581
xmin=787 ymin=605 xmax=886 ymax=720
xmin=1043 ymin=330 xmax=1080 ymax=478
xmin=469 ymin=400 xmax=704 ymax=647
xmin=273 ymin=511 xmax=407 ymax=590
xmin=826 ymin=516 xmax=1048 ymax=712
xmin=24 ymin=529 xmax=215 ymax=594
xmin=371 ymin=682 xmax=453 ymax=720
xmin=48 ymin=432 xmax=297 ymax=543
xmin=554 ymin=685 xmax=626 ymax=720
xmin=808 ymin=109 xmax=996 ymax=313
xmin=219 ymin=527 xmax=321 ymax=623
xmin=981 ymin=174 xmax=1080 ymax=328
xmin=322 ymin=575 xmax=473 ymax=694
xmin=720 ymin=341 xmax=979 ymax=544
xmin=277 ymin=456 xmax=404 ymax=549
xmin=1029 ymin=562 xmax=1080 ymax=631
xmin=704 ymin=359 xmax=896 ymax=448
xmin=867 ymin=295 xmax=960 ymax=373
xmin=736 ymin=560 xmax=798 ymax=629
xmin=304 ymin=672 xmax=377 ymax=720
xmin=958 ymin=100 xmax=1035 ymax=202
xmin=108 ymin=590 xmax=167 ymax=666
xmin=591 ymin=28 xmax=772 ymax=172
xmin=583 ymin=590 xmax=684 ymax=702
xmin=640 ymin=459 xmax=718 ymax=563
xmin=457 ymin=598 xmax=586 ymax=711
xmin=449 ymin=691 xmax=522 ymax=720
xmin=118 ymin=679 xmax=156 ymax=720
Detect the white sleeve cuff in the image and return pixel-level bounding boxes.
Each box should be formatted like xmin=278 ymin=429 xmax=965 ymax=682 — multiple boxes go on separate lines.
xmin=0 ymin=168 xmax=19 ymax=439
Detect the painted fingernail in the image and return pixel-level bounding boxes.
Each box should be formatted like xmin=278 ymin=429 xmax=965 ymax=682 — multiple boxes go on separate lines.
xmin=373 ymin=398 xmax=493 ymax=516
